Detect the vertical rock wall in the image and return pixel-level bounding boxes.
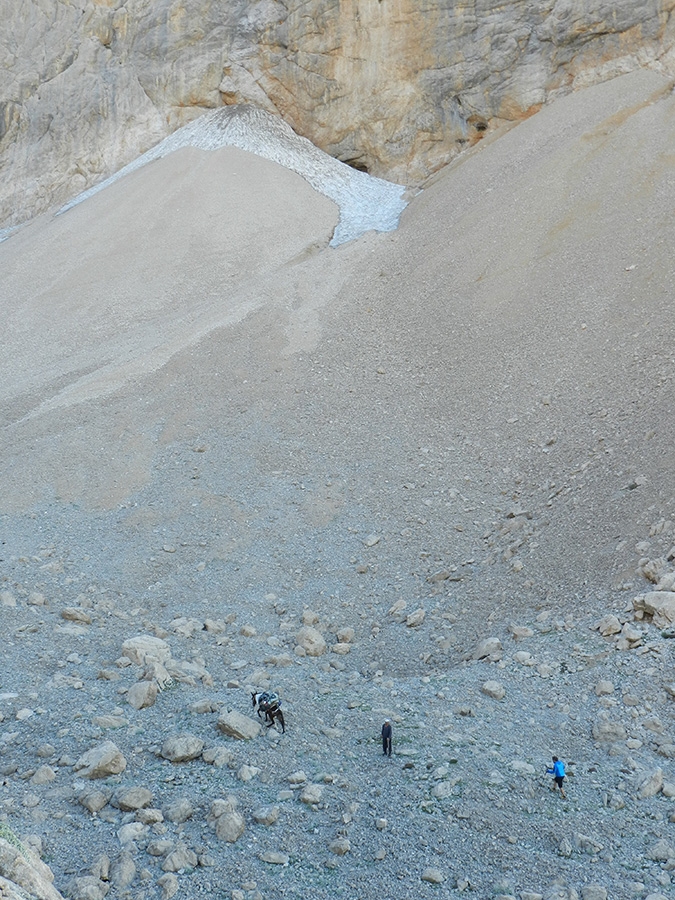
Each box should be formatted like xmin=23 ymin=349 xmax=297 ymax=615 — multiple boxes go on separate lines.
xmin=2 ymin=0 xmax=675 ymax=229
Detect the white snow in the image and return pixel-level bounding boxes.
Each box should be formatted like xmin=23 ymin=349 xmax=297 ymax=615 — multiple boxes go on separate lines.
xmin=58 ymin=105 xmax=408 ymax=246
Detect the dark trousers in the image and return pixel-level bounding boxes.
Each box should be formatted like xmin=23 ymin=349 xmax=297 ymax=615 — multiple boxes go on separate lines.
xmin=382 ymin=736 xmax=392 ymax=756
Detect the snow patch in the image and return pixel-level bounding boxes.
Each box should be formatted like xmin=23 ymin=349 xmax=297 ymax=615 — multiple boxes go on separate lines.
xmin=58 ymin=105 xmax=408 ymax=246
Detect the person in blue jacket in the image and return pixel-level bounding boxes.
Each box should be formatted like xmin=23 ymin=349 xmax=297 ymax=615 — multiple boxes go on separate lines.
xmin=546 ymin=756 xmax=566 ymax=798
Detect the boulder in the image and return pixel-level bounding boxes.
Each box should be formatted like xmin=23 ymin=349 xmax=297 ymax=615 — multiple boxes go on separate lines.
xmin=0 ymin=836 xmax=64 ymax=900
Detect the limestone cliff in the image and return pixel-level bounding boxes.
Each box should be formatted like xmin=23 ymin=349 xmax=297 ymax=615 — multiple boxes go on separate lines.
xmin=2 ymin=0 xmax=675 ymax=230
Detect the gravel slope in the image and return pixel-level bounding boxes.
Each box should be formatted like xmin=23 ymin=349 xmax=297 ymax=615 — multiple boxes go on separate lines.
xmin=1 ymin=69 xmax=675 ymax=900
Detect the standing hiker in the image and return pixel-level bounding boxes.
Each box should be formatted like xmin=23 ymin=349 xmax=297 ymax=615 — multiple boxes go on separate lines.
xmin=546 ymin=755 xmax=567 ymax=798
xmin=381 ymin=719 xmax=393 ymax=757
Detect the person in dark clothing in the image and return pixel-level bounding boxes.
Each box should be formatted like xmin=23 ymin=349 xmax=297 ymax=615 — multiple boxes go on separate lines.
xmin=381 ymin=719 xmax=392 ymax=757
xmin=546 ymin=755 xmax=567 ymax=798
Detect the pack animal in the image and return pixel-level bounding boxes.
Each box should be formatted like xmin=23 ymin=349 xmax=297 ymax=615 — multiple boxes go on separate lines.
xmin=251 ymin=691 xmax=285 ymax=733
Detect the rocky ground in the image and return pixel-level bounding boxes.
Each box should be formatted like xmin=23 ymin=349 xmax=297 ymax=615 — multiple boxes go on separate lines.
xmin=2 ymin=69 xmax=675 ymax=900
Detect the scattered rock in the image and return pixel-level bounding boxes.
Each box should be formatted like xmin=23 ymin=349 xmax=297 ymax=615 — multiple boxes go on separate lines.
xmin=74 ymin=742 xmax=127 ymax=779
xmin=259 ymin=851 xmax=289 ymax=865
xmin=328 ymin=838 xmax=350 ymax=856
xmin=114 ymin=786 xmax=153 ymax=811
xmin=161 ymin=734 xmax=204 ymax=763
xmin=300 ymin=784 xmax=323 ymax=805
xmin=473 ymin=638 xmax=502 ymax=659
xmin=217 ymin=709 xmax=261 ymax=740
xmin=163 ymin=798 xmax=194 ymax=824
xmin=121 ymin=635 xmax=172 ymax=666
xmin=110 ymin=851 xmax=135 ymax=888
xmin=637 ymin=768 xmax=663 ymax=799
xmin=421 ymin=867 xmax=444 ymax=884
xmin=481 ymin=680 xmax=506 ymax=701
xmin=252 ymin=805 xmax=279 ymax=826
xmin=157 ymin=872 xmax=179 ymax=900
xmin=127 ymin=680 xmax=158 ymax=710
xmin=295 ymin=626 xmax=327 ymax=656
xmin=406 ymin=608 xmax=426 ymax=628
xmin=162 ymin=844 xmax=197 ymax=872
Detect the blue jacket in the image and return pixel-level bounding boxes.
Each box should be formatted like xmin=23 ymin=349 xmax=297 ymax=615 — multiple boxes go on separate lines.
xmin=547 ymin=760 xmax=565 ymax=778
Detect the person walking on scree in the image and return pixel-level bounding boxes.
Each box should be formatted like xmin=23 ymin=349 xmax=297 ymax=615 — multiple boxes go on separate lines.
xmin=382 ymin=719 xmax=392 ymax=757
xmin=546 ymin=755 xmax=566 ymax=798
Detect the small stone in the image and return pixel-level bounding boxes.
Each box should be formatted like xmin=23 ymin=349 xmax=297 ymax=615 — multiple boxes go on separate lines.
xmin=127 ymin=680 xmax=158 ymax=710
xmin=117 ymin=822 xmax=148 ymax=845
xmin=473 ymin=638 xmax=502 ymax=659
xmin=295 ymin=626 xmax=327 ymax=656
xmin=240 ymin=624 xmax=256 ymax=637
xmin=337 ymin=626 xmax=355 ymax=643
xmin=329 ymin=838 xmax=351 ymax=856
xmin=30 ymin=765 xmax=56 ymax=785
xmin=421 ymin=867 xmax=444 ymax=884
xmin=301 ymin=609 xmax=320 ymax=625
xmin=595 ymin=615 xmax=622 ymax=636
xmin=300 ymin=783 xmax=323 ymax=805
xmin=481 ymin=680 xmax=506 ymax=701
xmin=287 ymin=770 xmax=307 ymax=784
xmin=36 ymin=744 xmax=55 ymax=758
xmin=238 ymin=764 xmax=260 ymax=782
xmin=161 ymin=733 xmax=204 ymax=762
xmin=595 ymin=681 xmax=614 ymax=696
xmin=592 ymin=715 xmax=626 ymax=743
xmin=162 ymin=844 xmax=198 ymax=872
xmin=376 ymin=818 xmax=387 ymax=831
xmin=374 ymin=848 xmax=386 ymax=860
xmin=157 ymin=872 xmax=179 ymax=900
xmin=581 ymin=887 xmax=608 ymax=900
xmin=136 ymin=808 xmax=163 ymax=824
xmin=75 ymin=741 xmax=127 ymax=779
xmin=65 ymin=875 xmax=108 ymax=900
xmin=647 ymin=839 xmax=675 ymax=861
xmin=115 ymin=787 xmax=153 ymax=811
xmin=163 ymin=797 xmax=194 ymax=824
xmin=637 ymin=768 xmax=663 ymax=799
xmin=217 ymin=709 xmax=262 ymax=740
xmin=147 ymin=840 xmax=174 ymax=857
xmin=111 ymin=851 xmax=136 ymax=888
xmin=215 ymin=811 xmax=245 ymax=842
xmin=202 ymin=746 xmax=235 ymax=767
xmin=332 ymin=642 xmax=351 ymax=654
xmin=79 ymin=788 xmax=112 ymax=813
xmin=252 ymin=805 xmax=280 ymax=826
xmin=509 ymin=625 xmax=534 ymax=640
xmin=122 ymin=635 xmax=172 ymax=665
xmin=60 ymin=607 xmax=92 ymax=624
xmin=259 ymin=851 xmax=289 ymax=865
xmin=405 ymin=608 xmax=425 ymax=628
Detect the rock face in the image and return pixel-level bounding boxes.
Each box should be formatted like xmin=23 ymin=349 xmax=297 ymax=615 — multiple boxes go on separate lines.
xmin=2 ymin=0 xmax=674 ymax=229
